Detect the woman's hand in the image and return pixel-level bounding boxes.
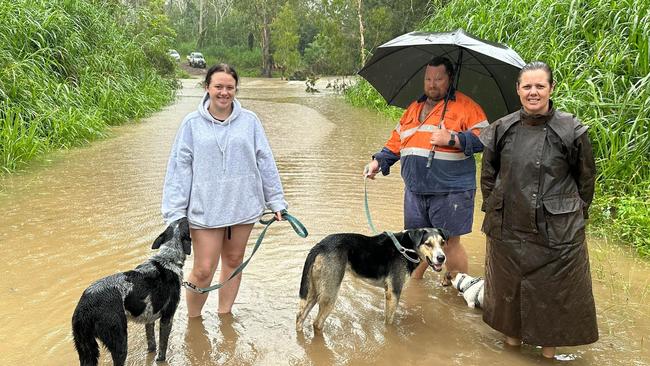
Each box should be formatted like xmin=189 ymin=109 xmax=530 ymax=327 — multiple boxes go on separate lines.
xmin=274 ymin=211 xmax=283 ymax=221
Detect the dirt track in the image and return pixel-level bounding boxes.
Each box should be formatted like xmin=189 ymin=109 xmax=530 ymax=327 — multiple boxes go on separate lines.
xmin=179 ymin=62 xmax=207 ymax=77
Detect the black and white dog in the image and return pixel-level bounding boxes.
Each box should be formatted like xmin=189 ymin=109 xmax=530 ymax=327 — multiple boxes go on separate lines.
xmin=296 ymin=228 xmax=448 ymax=331
xmin=450 ymin=272 xmax=485 ymax=308
xmin=72 ymin=217 xmax=191 ymax=366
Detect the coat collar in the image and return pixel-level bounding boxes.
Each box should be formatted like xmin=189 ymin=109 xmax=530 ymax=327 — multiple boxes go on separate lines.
xmin=520 ymin=100 xmax=555 ymax=126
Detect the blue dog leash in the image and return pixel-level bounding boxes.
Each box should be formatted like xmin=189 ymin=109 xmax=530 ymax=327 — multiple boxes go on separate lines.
xmin=363 ymin=173 xmax=420 ymax=264
xmin=183 ymin=210 xmax=308 ymax=294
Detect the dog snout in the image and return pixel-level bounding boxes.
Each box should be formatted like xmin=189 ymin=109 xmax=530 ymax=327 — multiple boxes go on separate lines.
xmin=436 ymin=254 xmax=446 ymax=264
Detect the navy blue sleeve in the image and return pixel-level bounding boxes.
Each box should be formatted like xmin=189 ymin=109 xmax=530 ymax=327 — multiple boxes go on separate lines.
xmin=372 ymin=147 xmax=400 ymax=176
xmin=458 ymin=131 xmax=484 ymax=156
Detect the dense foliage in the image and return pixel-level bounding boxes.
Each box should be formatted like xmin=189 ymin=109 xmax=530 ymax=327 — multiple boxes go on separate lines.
xmin=0 ymin=0 xmax=178 ymax=173
xmin=166 ymin=0 xmax=431 ymax=77
xmin=346 ymin=0 xmax=650 ymax=255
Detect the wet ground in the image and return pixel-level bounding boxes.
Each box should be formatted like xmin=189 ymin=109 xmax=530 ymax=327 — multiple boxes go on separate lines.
xmin=1 ymin=77 xmax=649 ymax=365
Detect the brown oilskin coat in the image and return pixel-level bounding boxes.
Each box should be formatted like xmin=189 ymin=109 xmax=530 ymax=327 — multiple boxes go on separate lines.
xmin=479 ymin=106 xmax=598 ymax=347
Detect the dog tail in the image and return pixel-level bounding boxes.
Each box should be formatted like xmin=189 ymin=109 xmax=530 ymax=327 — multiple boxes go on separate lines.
xmin=299 ymin=248 xmax=319 ymax=299
xmin=72 ymin=304 xmax=100 ymax=366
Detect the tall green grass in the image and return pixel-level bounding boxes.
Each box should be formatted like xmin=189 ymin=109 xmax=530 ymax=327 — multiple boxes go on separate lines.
xmin=0 ymin=0 xmax=179 ymax=173
xmin=346 ymin=0 xmax=650 ymax=255
xmin=344 ymin=78 xmax=404 ymax=120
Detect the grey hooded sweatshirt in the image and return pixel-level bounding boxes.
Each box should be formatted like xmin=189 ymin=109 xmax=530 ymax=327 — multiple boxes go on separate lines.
xmin=161 ymin=93 xmax=287 ymax=227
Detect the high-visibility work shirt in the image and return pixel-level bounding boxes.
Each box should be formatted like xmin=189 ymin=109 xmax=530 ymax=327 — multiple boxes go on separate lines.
xmin=375 ymin=91 xmax=488 ymax=194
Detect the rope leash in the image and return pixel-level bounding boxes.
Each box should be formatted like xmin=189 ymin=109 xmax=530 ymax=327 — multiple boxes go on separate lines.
xmin=183 ymin=210 xmax=308 ymax=294
xmin=363 ymin=172 xmax=420 ymax=263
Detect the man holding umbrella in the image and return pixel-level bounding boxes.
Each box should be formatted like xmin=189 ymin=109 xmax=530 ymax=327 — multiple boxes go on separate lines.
xmin=364 ymin=56 xmax=488 ymax=282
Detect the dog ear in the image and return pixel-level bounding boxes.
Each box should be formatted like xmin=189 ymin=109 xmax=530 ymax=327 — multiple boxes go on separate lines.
xmin=407 ymin=229 xmax=425 ymax=246
xmin=179 ymin=217 xmax=192 ymax=255
xmin=438 ymin=228 xmax=450 ymax=242
xmin=152 ymin=224 xmax=174 ymax=249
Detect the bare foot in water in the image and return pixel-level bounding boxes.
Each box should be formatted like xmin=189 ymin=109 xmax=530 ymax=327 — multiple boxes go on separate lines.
xmin=542 ymin=346 xmax=556 ymax=359
xmin=505 ymin=336 xmax=522 ymax=346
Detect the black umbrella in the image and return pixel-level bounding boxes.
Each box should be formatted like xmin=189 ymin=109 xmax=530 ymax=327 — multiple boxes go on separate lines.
xmin=358 ymin=29 xmax=526 ymax=123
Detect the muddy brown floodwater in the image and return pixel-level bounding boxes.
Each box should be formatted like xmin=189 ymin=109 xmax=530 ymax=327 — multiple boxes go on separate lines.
xmin=1 ymin=77 xmax=649 ymax=366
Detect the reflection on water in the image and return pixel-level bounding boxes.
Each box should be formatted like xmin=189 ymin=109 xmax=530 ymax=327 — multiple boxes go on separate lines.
xmin=0 ymin=78 xmax=649 ymax=366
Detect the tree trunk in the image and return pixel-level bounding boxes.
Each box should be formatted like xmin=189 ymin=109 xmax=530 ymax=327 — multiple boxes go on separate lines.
xmin=198 ymin=0 xmax=205 ymax=47
xmin=357 ymin=0 xmax=366 ymax=67
xmin=261 ymin=14 xmax=272 ymax=77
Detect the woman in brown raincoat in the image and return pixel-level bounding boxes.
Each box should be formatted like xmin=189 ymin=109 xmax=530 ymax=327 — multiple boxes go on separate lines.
xmin=479 ymin=61 xmax=598 ymax=358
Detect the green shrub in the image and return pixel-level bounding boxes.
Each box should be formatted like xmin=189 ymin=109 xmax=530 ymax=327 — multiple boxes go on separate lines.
xmin=344 ymin=78 xmax=404 ymax=120
xmin=419 ymin=0 xmax=649 ymax=255
xmin=346 ymin=0 xmax=650 ymax=256
xmin=0 ymin=0 xmax=179 ymax=172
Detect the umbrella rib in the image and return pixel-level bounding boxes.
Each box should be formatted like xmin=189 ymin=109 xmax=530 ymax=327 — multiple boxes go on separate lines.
xmin=464 ymin=49 xmax=511 ymax=113
xmin=358 ymin=46 xmax=416 ymax=73
xmin=359 ymin=36 xmax=522 ymax=112
xmin=457 ymin=51 xmax=495 ymax=78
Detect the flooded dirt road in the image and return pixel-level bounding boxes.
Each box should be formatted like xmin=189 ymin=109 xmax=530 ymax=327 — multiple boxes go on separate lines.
xmin=1 ymin=77 xmax=649 ymax=365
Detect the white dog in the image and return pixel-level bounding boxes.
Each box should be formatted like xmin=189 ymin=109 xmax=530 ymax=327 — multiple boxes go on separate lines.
xmin=451 ymin=273 xmax=485 ymax=308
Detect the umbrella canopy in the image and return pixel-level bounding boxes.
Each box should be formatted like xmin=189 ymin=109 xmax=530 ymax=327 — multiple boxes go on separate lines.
xmin=358 ymin=29 xmax=526 ymax=122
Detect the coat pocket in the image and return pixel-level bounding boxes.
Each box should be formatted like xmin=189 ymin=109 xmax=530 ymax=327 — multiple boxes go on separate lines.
xmin=481 ymin=193 xmax=504 ymax=239
xmin=542 ymin=195 xmax=585 ymax=245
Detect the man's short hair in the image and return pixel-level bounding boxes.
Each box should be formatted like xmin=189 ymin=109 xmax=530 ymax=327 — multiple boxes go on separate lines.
xmin=427 ymin=56 xmax=454 ymax=79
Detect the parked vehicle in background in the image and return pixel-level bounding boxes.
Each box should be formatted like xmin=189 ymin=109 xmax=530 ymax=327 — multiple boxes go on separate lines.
xmin=187 ymin=52 xmax=206 ymax=68
xmin=168 ymin=49 xmax=180 ymax=62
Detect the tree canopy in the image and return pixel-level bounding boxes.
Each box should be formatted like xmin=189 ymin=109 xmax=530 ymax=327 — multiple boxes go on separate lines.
xmin=164 ymin=0 xmax=431 ymax=77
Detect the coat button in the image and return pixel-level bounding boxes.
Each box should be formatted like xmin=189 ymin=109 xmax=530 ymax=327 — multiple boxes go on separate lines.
xmin=532 ymin=193 xmax=537 ymax=198
xmin=536 ymin=161 xmax=540 ymax=165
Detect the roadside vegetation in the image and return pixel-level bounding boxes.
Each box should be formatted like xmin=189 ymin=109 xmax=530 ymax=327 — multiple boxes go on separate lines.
xmin=345 ymin=0 xmax=650 ymax=256
xmin=167 ymin=0 xmax=431 ymax=78
xmin=2 ymin=0 xmax=647 ymax=256
xmin=0 ymin=0 xmax=179 ymax=173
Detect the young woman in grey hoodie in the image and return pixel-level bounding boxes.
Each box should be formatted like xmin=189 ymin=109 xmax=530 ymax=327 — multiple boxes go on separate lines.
xmin=162 ymin=64 xmax=287 ymax=316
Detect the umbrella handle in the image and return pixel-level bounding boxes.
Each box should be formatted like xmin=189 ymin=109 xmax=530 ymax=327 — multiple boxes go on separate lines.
xmin=426 ymin=121 xmax=443 ymax=168
xmin=426 ymin=149 xmax=435 ymax=168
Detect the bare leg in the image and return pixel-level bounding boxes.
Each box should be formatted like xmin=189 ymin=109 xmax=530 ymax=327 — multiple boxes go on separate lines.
xmin=442 ymin=235 xmax=467 ymax=284
xmin=412 ymin=235 xmax=467 ymax=281
xmin=217 ymin=224 xmax=254 ymax=314
xmin=411 ymin=260 xmax=428 ymax=279
xmin=186 ymin=228 xmax=225 ymax=317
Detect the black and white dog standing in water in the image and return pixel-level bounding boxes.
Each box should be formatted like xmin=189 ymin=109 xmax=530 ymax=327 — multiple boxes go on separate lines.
xmin=450 ymin=272 xmax=485 ymax=308
xmin=72 ymin=217 xmax=191 ymax=366
xmin=296 ymin=228 xmax=449 ymax=331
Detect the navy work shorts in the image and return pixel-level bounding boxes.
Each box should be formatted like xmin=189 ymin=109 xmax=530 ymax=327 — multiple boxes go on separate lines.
xmin=403 ymin=188 xmax=476 ymax=236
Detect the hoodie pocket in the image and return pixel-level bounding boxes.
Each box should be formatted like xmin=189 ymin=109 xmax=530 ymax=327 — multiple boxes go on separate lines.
xmin=542 ymin=195 xmax=585 ymax=245
xmin=189 ymin=174 xmax=265 ymax=227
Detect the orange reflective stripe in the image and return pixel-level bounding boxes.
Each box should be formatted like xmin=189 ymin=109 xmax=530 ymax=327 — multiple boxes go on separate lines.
xmin=384 ymin=91 xmax=487 ymax=153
